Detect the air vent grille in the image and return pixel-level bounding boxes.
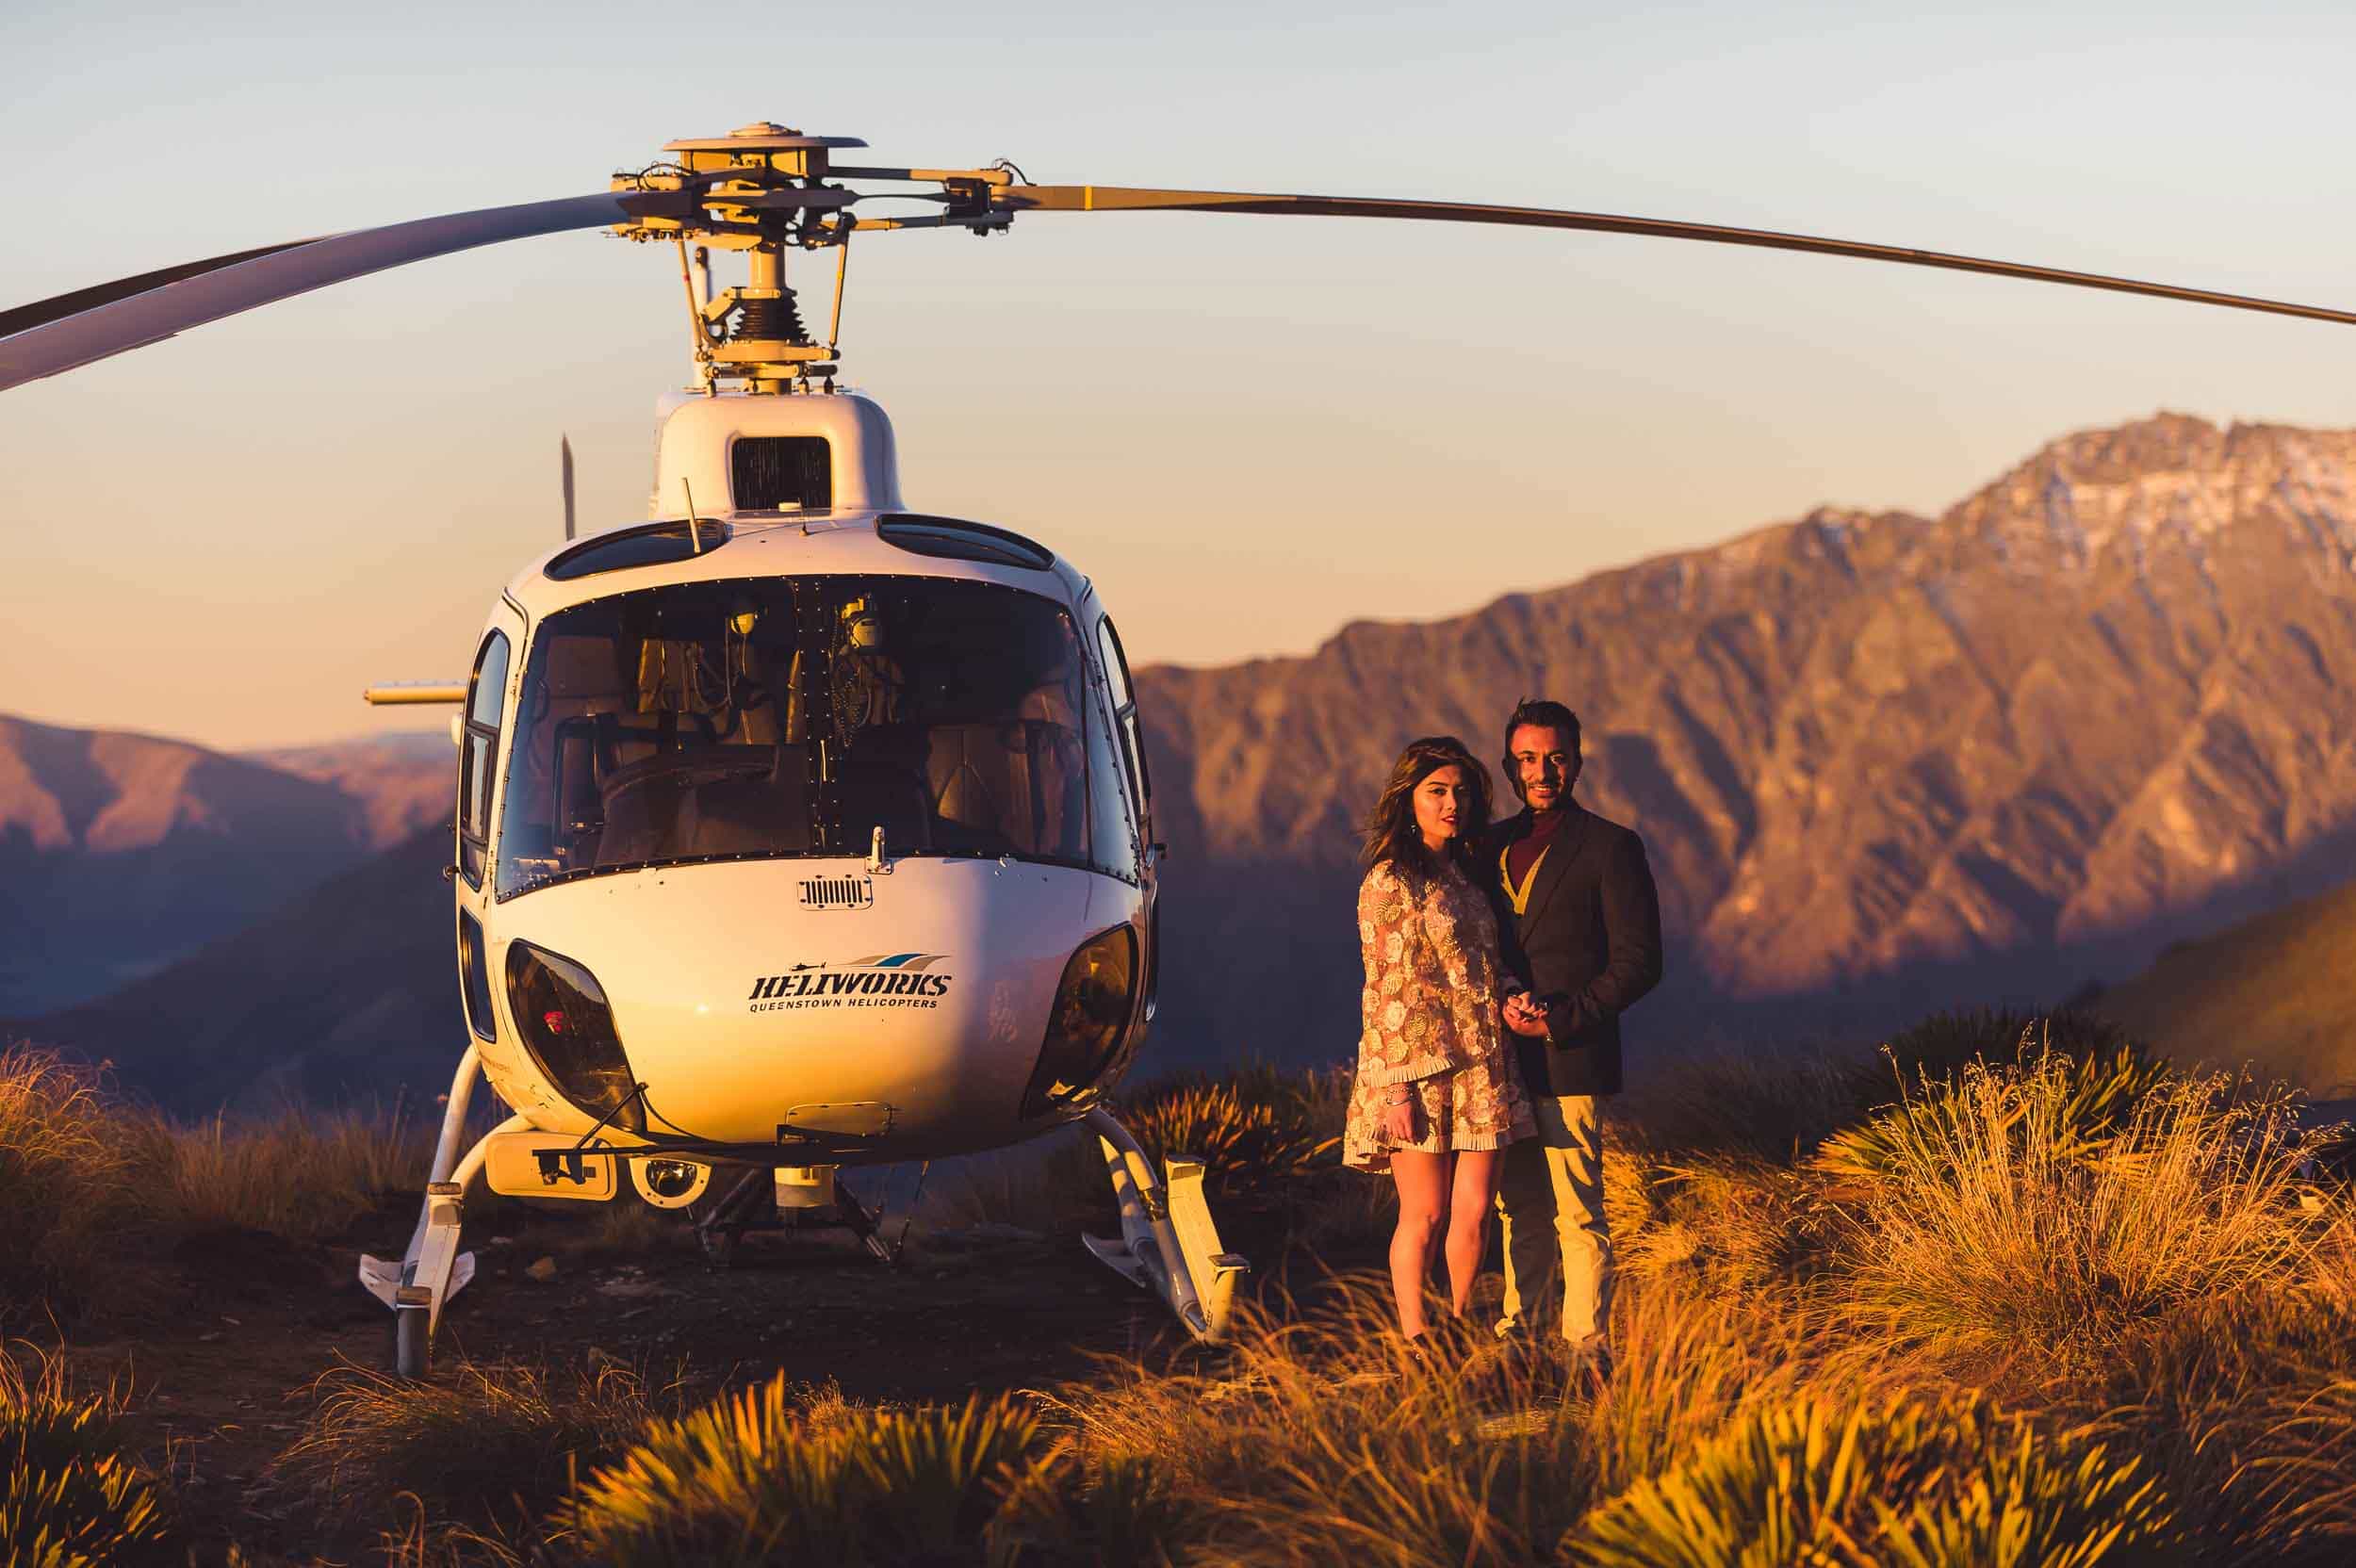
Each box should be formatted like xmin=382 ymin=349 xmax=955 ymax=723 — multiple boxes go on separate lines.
xmin=732 ymin=436 xmax=833 ymax=511
xmin=799 ymin=874 xmax=875 ymax=910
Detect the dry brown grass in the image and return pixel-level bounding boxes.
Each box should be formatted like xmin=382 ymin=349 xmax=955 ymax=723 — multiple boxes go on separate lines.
xmin=165 ymin=1104 xmax=432 ymax=1241
xmin=12 ymin=1030 xmax=2356 ymax=1563
xmin=1029 ymin=1280 xmax=1591 ymax=1565
xmin=268 ymin=1354 xmax=675 ymax=1542
xmin=1824 ymin=1054 xmax=2319 ymax=1373
xmin=0 ymin=1045 xmax=476 ymax=1331
xmin=0 ymin=1045 xmax=178 ymax=1329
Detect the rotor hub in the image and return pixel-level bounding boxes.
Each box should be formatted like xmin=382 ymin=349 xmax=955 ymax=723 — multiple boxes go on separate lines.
xmin=609 ymin=123 xmax=1023 ymax=396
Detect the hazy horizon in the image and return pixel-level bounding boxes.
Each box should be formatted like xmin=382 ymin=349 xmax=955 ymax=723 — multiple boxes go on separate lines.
xmin=10 ymin=1 xmax=2356 ymax=748
xmin=0 ymin=399 xmax=2304 ymax=755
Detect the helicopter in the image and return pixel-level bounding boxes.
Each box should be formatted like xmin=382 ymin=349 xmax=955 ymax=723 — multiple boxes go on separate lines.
xmin=7 ymin=122 xmax=2355 ymax=1380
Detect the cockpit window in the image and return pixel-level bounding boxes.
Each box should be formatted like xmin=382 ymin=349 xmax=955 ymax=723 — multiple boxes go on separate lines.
xmin=494 ymin=577 xmax=1119 ymax=898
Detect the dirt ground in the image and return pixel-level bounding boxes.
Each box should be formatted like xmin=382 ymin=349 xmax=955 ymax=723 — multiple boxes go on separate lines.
xmin=65 ymin=1177 xmax=1330 ymax=1564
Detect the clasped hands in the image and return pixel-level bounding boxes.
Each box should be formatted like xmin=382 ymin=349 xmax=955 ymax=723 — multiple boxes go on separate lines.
xmin=1501 ymin=989 xmax=1549 ymax=1039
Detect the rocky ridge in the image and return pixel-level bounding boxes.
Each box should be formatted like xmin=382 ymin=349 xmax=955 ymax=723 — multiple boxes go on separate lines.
xmin=1137 ymin=413 xmax=2356 ymax=1059
xmin=0 ymin=717 xmax=448 ymax=1015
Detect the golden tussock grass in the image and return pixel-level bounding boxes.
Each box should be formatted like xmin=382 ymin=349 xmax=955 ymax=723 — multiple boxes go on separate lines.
xmin=0 ymin=1043 xmax=448 ymax=1331
xmin=560 ymin=1377 xmax=1046 ymax=1566
xmin=165 ymin=1103 xmax=432 ymax=1241
xmin=1573 ymin=1389 xmax=2172 ymax=1568
xmin=0 ymin=1345 xmax=179 ymax=1566
xmin=268 ymin=1354 xmax=675 ymax=1542
xmin=11 ymin=1023 xmax=2356 ymax=1563
xmin=1823 ymin=1054 xmax=2318 ymax=1374
xmin=0 ymin=1046 xmax=178 ymax=1329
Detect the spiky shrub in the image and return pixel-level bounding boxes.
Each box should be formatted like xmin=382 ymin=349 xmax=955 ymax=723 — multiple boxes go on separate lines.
xmin=1826 ymin=1053 xmax=2314 ymax=1369
xmin=1816 ymin=1038 xmax=2171 ymax=1183
xmin=0 ymin=1349 xmax=178 ymax=1567
xmin=1572 ymin=1392 xmax=2170 ymax=1568
xmin=1119 ymin=1072 xmax=1337 ymax=1195
xmin=0 ymin=1045 xmax=175 ymax=1327
xmin=563 ymin=1379 xmax=1045 ymax=1566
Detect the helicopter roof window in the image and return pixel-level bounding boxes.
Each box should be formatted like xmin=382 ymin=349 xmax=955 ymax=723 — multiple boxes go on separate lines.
xmin=876 ymin=514 xmax=1055 ymax=570
xmin=731 ymin=436 xmax=832 ymax=512
xmin=495 ymin=575 xmax=1129 ymax=897
xmin=546 ymin=519 xmax=733 ymax=582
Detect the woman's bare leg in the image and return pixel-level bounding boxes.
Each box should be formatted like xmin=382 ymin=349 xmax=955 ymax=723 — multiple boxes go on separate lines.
xmin=1387 ymin=1149 xmax=1448 ymax=1338
xmin=1443 ymin=1149 xmax=1502 ymax=1317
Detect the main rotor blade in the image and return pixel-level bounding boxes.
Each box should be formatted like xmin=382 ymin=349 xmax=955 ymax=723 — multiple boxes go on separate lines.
xmin=997 ymin=186 xmax=2356 ymax=330
xmin=0 ymin=189 xmax=698 ymax=392
xmin=0 ymin=238 xmax=324 ymax=340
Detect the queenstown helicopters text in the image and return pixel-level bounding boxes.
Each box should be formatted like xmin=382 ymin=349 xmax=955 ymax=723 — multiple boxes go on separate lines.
xmin=746 ymin=969 xmax=955 ymax=1012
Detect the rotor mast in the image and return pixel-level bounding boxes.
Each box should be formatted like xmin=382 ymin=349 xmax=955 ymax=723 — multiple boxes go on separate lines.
xmin=614 ymin=122 xmax=860 ymax=394
xmin=612 ymin=122 xmax=1026 ymax=396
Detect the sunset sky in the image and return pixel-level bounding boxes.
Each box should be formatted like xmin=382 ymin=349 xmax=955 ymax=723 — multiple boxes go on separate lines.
xmin=6 ymin=0 xmax=2355 ymax=749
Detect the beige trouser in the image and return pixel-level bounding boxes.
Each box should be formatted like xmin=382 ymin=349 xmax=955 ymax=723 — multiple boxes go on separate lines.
xmin=1494 ymin=1092 xmax=1612 ymax=1348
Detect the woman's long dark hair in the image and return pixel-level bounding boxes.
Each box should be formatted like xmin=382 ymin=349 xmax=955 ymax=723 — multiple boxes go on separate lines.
xmin=1360 ymin=735 xmax=1494 ymax=888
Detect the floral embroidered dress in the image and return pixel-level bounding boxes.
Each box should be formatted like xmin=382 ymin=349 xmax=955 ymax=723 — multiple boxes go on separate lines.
xmin=1343 ymin=856 xmax=1535 ymax=1173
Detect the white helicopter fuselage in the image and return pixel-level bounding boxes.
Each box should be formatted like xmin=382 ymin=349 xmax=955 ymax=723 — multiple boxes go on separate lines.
xmin=450 ymin=390 xmax=1159 ymax=1171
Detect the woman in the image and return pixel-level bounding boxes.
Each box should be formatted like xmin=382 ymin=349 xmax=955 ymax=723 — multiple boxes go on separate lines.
xmin=1343 ymin=735 xmax=1537 ymax=1341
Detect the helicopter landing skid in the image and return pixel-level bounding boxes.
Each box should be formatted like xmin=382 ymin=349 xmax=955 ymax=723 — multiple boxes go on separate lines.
xmin=359 ymin=1044 xmax=527 ymax=1378
xmin=1082 ymin=1107 xmax=1250 ymax=1343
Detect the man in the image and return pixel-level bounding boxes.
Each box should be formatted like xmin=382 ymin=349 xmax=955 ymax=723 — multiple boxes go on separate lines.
xmin=1482 ymin=697 xmax=1662 ymax=1377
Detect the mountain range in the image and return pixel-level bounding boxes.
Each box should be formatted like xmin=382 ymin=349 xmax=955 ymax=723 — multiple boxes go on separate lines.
xmin=0 ymin=718 xmax=446 ymax=1015
xmin=1138 ymin=411 xmax=2356 ymax=1071
xmin=10 ymin=411 xmax=2356 ymax=1108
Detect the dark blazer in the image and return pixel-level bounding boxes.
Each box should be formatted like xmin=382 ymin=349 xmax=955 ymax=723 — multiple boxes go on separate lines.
xmin=1477 ymin=804 xmax=1663 ymax=1098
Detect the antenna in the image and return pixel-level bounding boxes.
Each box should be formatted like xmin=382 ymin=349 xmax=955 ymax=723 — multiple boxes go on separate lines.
xmin=560 ymin=435 xmax=576 ymax=541
xmin=682 ymin=478 xmax=704 ymax=555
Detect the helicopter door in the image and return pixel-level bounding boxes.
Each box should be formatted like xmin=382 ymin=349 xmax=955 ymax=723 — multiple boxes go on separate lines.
xmin=1095 ymin=616 xmax=1151 ymax=844
xmin=1095 ymin=614 xmax=1158 ymax=1019
xmin=453 ymin=612 xmax=524 ymax=1043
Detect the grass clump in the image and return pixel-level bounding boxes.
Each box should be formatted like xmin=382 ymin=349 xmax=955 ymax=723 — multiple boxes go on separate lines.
xmin=1816 ymin=1036 xmax=2169 ymax=1183
xmin=1574 ymin=1391 xmax=2170 ymax=1568
xmin=0 ymin=1348 xmax=179 ymax=1566
xmin=1036 ymin=1282 xmax=1605 ymax=1565
xmin=1 ymin=1044 xmax=445 ymax=1328
xmin=1120 ymin=1068 xmax=1340 ymax=1196
xmin=0 ymin=1046 xmax=176 ymax=1329
xmin=1825 ymin=1050 xmax=2314 ymax=1371
xmin=270 ymin=1356 xmax=665 ymax=1537
xmin=563 ymin=1377 xmax=1045 ymax=1566
xmin=167 ymin=1103 xmax=430 ymax=1240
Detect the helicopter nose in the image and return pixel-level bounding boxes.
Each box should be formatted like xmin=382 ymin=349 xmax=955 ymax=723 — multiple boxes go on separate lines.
xmin=484 ymin=858 xmax=1131 ymax=1153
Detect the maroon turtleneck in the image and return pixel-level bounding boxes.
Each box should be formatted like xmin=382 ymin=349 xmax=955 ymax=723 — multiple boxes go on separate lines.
xmin=1504 ymin=805 xmax=1571 ymax=886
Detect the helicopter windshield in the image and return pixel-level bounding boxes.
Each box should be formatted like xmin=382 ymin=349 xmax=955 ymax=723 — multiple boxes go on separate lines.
xmin=493 ymin=576 xmax=1135 ymax=898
